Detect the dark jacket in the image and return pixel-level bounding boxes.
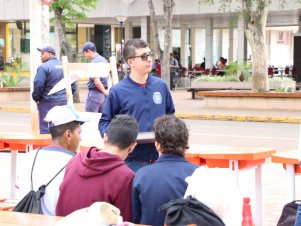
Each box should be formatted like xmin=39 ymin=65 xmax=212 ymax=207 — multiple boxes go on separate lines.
xmin=56 ymin=147 xmax=134 ymax=221
xmin=32 ymin=57 xmax=75 ymax=102
xmin=99 ymin=75 xmax=175 ymax=162
xmin=131 ymin=154 xmax=198 ymax=226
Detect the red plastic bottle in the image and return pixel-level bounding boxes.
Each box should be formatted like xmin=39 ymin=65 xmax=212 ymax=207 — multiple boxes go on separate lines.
xmin=242 ymin=197 xmax=255 ymax=226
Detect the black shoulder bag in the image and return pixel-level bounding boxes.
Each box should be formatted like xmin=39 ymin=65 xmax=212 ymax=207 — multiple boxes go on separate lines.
xmin=159 ymin=196 xmax=226 ymax=226
xmin=277 ymin=200 xmax=301 ymax=226
xmin=13 ymin=148 xmax=67 ymax=214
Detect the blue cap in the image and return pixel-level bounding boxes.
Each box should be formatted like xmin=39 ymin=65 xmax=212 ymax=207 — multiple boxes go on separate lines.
xmin=37 ymin=45 xmax=56 ymax=55
xmin=80 ymin=42 xmax=96 ymax=53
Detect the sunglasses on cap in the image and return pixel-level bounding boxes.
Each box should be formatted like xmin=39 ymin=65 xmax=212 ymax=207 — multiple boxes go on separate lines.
xmin=128 ymin=51 xmax=154 ymax=61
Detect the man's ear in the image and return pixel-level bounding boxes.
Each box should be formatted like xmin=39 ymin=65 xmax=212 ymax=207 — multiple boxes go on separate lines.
xmin=103 ymin=133 xmax=108 ymax=145
xmin=155 ymin=141 xmax=161 ymax=152
xmin=64 ymin=129 xmax=72 ymax=140
xmin=127 ymin=58 xmax=134 ymax=68
xmin=126 ymin=142 xmax=137 ymax=154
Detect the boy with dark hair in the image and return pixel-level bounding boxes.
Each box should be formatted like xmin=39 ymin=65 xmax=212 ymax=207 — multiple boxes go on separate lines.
xmin=99 ymin=39 xmax=175 ymax=172
xmin=18 ymin=105 xmax=87 ymax=216
xmin=131 ymin=115 xmax=198 ymax=226
xmin=56 ymin=115 xmax=139 ymax=222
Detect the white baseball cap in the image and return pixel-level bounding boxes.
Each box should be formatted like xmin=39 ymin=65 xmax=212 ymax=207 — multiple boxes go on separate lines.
xmin=44 ymin=105 xmax=88 ymax=127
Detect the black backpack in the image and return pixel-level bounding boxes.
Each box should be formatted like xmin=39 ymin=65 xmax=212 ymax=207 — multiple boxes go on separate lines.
xmin=159 ymin=196 xmax=225 ymax=226
xmin=13 ymin=148 xmax=66 ymax=214
xmin=277 ymin=200 xmax=301 ymax=226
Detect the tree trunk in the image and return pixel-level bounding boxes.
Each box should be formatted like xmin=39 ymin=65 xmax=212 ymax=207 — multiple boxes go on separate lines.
xmin=147 ymin=0 xmax=162 ymax=60
xmin=243 ymin=1 xmax=269 ymax=92
xmin=161 ymin=0 xmax=174 ymax=89
xmin=53 ymin=7 xmax=80 ymax=103
xmin=53 ymin=7 xmax=69 ymax=57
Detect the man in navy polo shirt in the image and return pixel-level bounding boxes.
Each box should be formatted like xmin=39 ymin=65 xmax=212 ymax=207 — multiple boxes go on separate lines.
xmin=80 ymin=42 xmax=109 ymax=113
xmin=99 ymin=39 xmax=175 ymax=172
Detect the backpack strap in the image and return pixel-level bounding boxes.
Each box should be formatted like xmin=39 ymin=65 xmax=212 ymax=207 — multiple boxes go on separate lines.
xmin=30 ymin=147 xmax=68 ymax=189
xmin=30 ymin=148 xmax=41 ymax=190
xmin=45 ymin=163 xmax=67 ymax=187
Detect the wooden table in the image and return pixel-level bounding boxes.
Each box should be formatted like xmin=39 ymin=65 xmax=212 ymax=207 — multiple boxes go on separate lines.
xmin=0 ymin=211 xmax=149 ymax=226
xmin=185 ymin=144 xmax=276 ymax=226
xmin=271 ymin=149 xmax=301 ymax=202
xmin=0 ymin=211 xmax=62 ymax=226
xmin=0 ymin=133 xmax=51 ymax=198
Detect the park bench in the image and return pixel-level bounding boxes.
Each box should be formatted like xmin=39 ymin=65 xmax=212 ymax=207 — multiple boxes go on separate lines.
xmin=187 ymin=88 xmax=252 ymax=99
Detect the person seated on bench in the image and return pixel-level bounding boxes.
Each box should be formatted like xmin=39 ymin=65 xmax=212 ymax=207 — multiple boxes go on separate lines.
xmin=217 ymin=57 xmax=227 ymax=76
xmin=17 ymin=105 xmax=87 ymax=215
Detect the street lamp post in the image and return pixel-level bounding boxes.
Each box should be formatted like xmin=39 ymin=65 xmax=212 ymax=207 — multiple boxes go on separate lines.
xmin=115 ymin=15 xmax=127 ymax=63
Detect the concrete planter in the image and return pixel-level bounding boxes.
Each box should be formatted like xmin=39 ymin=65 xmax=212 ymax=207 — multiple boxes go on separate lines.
xmin=191 ymin=81 xmax=251 ymax=89
xmin=191 ymin=80 xmax=296 ymax=91
xmin=269 ymin=80 xmax=296 ymax=91
xmin=197 ymin=90 xmax=301 ymax=110
xmin=0 ymin=87 xmax=30 ymax=101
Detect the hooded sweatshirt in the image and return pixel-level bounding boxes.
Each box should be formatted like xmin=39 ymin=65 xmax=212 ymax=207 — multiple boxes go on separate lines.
xmin=56 ymin=147 xmax=135 ymax=221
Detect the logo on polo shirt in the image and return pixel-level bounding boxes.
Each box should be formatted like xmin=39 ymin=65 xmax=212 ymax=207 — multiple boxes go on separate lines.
xmin=153 ymin=92 xmax=162 ymax=104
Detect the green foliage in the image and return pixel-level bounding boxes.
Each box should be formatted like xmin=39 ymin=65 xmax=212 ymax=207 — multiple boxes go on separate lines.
xmin=0 ymin=59 xmax=25 ymax=87
xmin=274 ymin=87 xmax=285 ymax=92
xmin=50 ymin=0 xmax=98 ymax=26
xmin=0 ymin=73 xmax=23 ymax=87
xmin=224 ymin=61 xmax=252 ymax=81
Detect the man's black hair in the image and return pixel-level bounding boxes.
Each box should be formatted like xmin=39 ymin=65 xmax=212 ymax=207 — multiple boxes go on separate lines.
xmin=107 ymin=114 xmax=139 ymax=149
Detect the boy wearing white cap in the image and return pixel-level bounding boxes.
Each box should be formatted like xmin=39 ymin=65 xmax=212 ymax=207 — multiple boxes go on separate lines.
xmin=17 ymin=105 xmax=87 ymax=216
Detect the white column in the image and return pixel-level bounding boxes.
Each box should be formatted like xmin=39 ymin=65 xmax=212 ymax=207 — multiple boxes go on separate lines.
xmin=191 ymin=28 xmax=195 ymax=66
xmin=266 ymin=30 xmax=271 ymax=66
xmin=140 ymin=16 xmax=150 ymax=42
xmin=237 ymin=19 xmax=247 ymax=64
xmin=124 ymin=22 xmax=133 ymax=41
xmin=228 ymin=28 xmax=234 ymax=62
xmin=30 ymin=0 xmax=50 ymax=134
xmin=205 ymin=19 xmax=213 ymax=69
xmin=180 ymin=25 xmax=189 ymax=68
xmin=217 ymin=29 xmax=223 ymax=60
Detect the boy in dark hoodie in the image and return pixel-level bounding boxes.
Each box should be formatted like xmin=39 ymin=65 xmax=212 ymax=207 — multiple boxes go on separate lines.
xmin=56 ymin=115 xmax=138 ymax=221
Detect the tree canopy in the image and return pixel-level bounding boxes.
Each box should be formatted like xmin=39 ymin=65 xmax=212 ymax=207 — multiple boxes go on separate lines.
xmin=50 ymin=0 xmax=97 ymax=26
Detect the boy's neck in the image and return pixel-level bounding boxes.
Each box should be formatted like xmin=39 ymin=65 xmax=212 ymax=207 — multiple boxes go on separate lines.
xmin=130 ymin=71 xmax=148 ymax=84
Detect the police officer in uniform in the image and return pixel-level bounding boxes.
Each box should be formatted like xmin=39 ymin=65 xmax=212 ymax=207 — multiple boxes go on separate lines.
xmin=80 ymin=42 xmax=109 ymax=113
xmin=32 ymin=45 xmax=75 ymax=134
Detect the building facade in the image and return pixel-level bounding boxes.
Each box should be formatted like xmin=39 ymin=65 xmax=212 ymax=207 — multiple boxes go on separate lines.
xmin=0 ymin=0 xmax=300 ymax=74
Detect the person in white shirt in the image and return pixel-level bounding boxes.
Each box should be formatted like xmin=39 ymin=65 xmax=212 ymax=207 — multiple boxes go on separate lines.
xmin=17 ymin=105 xmax=87 ymax=215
